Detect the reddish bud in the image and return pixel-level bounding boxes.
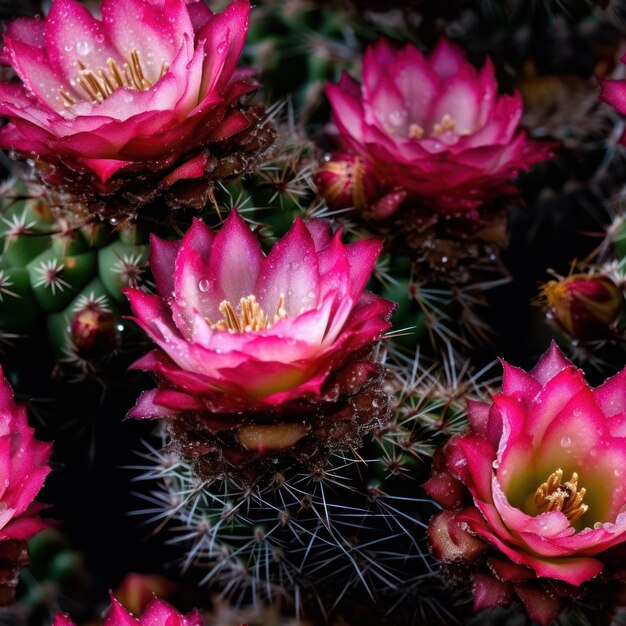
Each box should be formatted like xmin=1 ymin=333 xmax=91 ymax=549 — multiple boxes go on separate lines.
xmin=70 ymin=305 xmax=120 ymax=358
xmin=315 ymin=154 xmax=381 ymax=210
xmin=538 ymin=273 xmax=623 ymax=340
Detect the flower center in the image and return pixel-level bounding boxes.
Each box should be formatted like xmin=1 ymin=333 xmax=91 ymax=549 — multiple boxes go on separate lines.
xmin=408 ymin=114 xmax=459 ymax=140
xmin=60 ymin=50 xmax=169 ymax=107
xmin=206 ymin=294 xmax=287 ymax=333
xmin=534 ymin=468 xmax=588 ymax=524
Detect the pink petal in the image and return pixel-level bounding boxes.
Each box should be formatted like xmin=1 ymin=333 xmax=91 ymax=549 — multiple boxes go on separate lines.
xmin=255 ymin=216 xmax=320 ymax=315
xmin=207 ymin=211 xmax=264 ymax=306
xmin=150 ymin=234 xmax=181 ymax=298
xmin=104 ymin=595 xmax=137 ymax=626
xmin=594 ymin=367 xmax=626 ymax=418
xmin=514 ymin=582 xmax=564 ymax=626
xmin=198 ymin=0 xmax=250 ymax=96
xmin=429 ymin=38 xmax=472 ymax=80
xmin=45 ymin=0 xmax=120 ymax=88
xmin=326 ymin=73 xmax=365 ymax=144
xmin=101 ymin=0 xmax=192 ymax=83
xmin=530 ymin=341 xmax=573 ymax=386
xmin=344 ymin=238 xmax=382 ymax=301
xmin=472 ymin=571 xmax=514 ymax=612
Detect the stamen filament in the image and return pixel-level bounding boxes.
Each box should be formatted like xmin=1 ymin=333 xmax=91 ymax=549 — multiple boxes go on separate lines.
xmin=534 ymin=468 xmax=588 ymax=525
xmin=207 ymin=294 xmax=287 ymax=334
xmin=61 ymin=50 xmax=167 ymax=106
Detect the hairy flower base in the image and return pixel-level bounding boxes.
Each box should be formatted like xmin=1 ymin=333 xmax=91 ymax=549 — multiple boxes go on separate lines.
xmin=165 ymin=360 xmax=390 ymax=482
xmin=0 ymin=540 xmax=28 ymax=607
xmin=36 ymin=106 xmax=275 ymax=221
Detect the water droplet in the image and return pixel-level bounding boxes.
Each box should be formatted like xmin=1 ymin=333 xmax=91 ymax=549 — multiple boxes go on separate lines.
xmin=76 ymin=41 xmax=90 ymax=56
xmin=560 ymin=436 xmax=572 ymax=448
xmin=95 ymin=34 xmax=104 ymax=43
xmin=109 ymin=217 xmax=119 ymax=225
xmin=388 ymin=110 xmax=407 ymax=126
xmin=307 ymin=291 xmax=315 ymax=299
xmin=64 ymin=43 xmax=74 ymax=52
xmin=198 ymin=279 xmax=209 ymax=292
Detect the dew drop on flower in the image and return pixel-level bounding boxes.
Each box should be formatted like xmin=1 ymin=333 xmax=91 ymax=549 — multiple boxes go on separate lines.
xmin=198 ymin=279 xmax=210 ymax=292
xmin=64 ymin=44 xmax=74 ymax=52
xmin=560 ymin=435 xmax=572 ymax=448
xmin=76 ymin=41 xmax=90 ymax=56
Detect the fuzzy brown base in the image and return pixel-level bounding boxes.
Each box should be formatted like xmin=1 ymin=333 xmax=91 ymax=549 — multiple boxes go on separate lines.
xmin=0 ymin=539 xmax=28 ymax=606
xmin=167 ymin=360 xmax=392 ymax=485
xmin=26 ymin=106 xmax=276 ymax=223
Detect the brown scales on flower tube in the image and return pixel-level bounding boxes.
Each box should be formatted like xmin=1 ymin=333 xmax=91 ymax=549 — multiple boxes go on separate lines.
xmin=534 ymin=468 xmax=588 ymax=524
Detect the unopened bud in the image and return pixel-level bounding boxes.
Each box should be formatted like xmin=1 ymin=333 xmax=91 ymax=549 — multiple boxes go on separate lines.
xmin=538 ymin=273 xmax=622 ymax=341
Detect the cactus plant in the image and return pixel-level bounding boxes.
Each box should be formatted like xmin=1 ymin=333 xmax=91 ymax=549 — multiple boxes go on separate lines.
xmin=0 ymin=182 xmax=151 ymax=379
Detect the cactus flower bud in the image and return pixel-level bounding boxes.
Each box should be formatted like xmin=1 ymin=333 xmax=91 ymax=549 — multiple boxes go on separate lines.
xmin=70 ymin=303 xmax=120 ymax=359
xmin=538 ymin=273 xmax=623 ymax=341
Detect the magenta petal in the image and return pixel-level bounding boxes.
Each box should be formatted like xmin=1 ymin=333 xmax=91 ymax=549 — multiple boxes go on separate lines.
xmin=500 ymin=359 xmax=541 ymax=404
xmin=127 ymin=388 xmax=181 ymax=420
xmin=45 ymin=0 xmax=120 ymax=85
xmin=326 ymin=74 xmax=365 ymax=143
xmin=530 ymin=341 xmax=573 ymax=385
xmin=305 ymin=219 xmax=334 ymax=252
xmin=430 ymin=37 xmax=474 ymax=80
xmin=150 ymin=234 xmax=181 ymax=298
xmin=198 ymin=0 xmax=250 ymax=95
xmin=344 ymin=238 xmax=382 ymax=301
xmin=207 ymin=211 xmax=264 ymax=305
xmin=255 ymin=216 xmax=320 ymax=315
xmin=3 ymin=37 xmax=71 ymax=111
xmin=53 ymin=615 xmax=76 ymax=626
xmin=173 ymin=217 xmax=217 ymax=319
xmin=103 ymin=595 xmax=138 ymax=626
xmin=594 ymin=367 xmax=626 ymax=418
xmin=514 ymin=583 xmax=564 ymax=626
xmin=472 ymin=571 xmax=514 ymax=612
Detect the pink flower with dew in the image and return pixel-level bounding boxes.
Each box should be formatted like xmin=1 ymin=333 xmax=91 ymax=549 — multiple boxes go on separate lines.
xmin=321 ymin=38 xmax=552 ymax=217
xmin=0 ymin=367 xmax=51 ymax=542
xmin=424 ymin=343 xmax=626 ymax=625
xmin=53 ymin=594 xmax=203 ymax=626
xmin=0 ymin=0 xmax=266 ymax=213
xmin=125 ymin=211 xmax=394 ymax=412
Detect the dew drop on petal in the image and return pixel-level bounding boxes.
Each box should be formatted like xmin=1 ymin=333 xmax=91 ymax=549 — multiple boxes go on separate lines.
xmin=560 ymin=436 xmax=572 ymax=448
xmin=76 ymin=41 xmax=90 ymax=56
xmin=198 ymin=279 xmax=210 ymax=292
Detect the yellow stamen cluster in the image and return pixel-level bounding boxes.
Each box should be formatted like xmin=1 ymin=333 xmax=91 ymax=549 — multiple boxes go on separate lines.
xmin=207 ymin=294 xmax=287 ymax=333
xmin=408 ymin=123 xmax=425 ymax=139
xmin=432 ymin=113 xmax=456 ymax=136
xmin=534 ymin=469 xmax=588 ymax=525
xmin=61 ymin=50 xmax=168 ymax=106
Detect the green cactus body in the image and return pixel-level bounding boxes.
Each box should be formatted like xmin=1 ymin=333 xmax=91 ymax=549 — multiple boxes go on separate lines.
xmin=0 ymin=185 xmax=150 ymax=373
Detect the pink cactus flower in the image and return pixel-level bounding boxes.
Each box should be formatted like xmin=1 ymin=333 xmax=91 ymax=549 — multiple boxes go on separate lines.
xmin=125 ymin=211 xmax=393 ymax=414
xmin=321 ymin=38 xmax=552 ymax=218
xmin=0 ymin=0 xmax=268 ymax=215
xmin=600 ymin=53 xmax=626 ymax=144
xmin=424 ymin=343 xmax=626 ymax=625
xmin=53 ymin=595 xmax=203 ymax=625
xmin=0 ymin=368 xmax=51 ymax=542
